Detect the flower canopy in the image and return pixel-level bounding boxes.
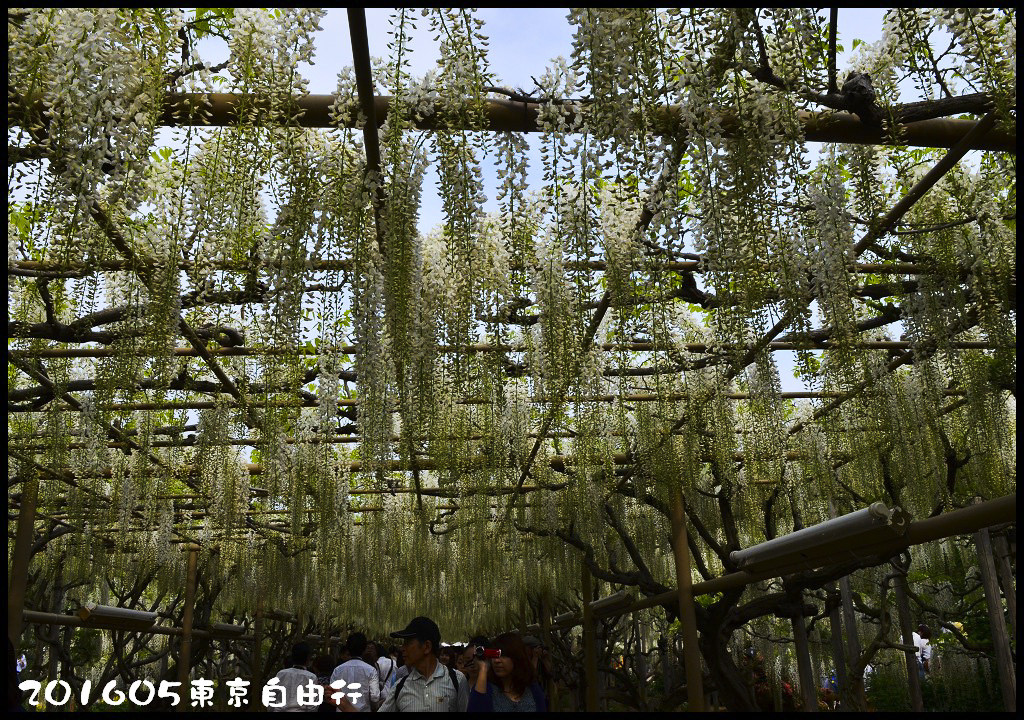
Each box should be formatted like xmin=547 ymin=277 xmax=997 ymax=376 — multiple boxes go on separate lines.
xmin=8 ymin=7 xmax=1016 ymax=649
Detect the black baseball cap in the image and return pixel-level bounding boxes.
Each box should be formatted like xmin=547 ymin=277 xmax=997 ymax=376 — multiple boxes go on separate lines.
xmin=390 ymin=616 xmax=441 ymax=649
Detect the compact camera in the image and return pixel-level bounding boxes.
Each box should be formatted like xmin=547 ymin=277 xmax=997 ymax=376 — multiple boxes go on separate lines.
xmin=474 ymin=647 xmax=501 ymax=659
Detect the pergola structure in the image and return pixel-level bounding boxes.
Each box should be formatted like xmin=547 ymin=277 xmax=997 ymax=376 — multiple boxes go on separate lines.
xmin=8 ymin=8 xmax=1016 ymax=712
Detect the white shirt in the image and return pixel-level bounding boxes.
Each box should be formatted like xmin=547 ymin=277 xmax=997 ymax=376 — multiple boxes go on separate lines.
xmin=330 ymin=658 xmax=380 ymax=712
xmin=269 ymin=667 xmax=318 ymax=712
xmin=912 ymin=632 xmax=931 ymax=661
xmin=377 ymin=656 xmax=398 ymax=690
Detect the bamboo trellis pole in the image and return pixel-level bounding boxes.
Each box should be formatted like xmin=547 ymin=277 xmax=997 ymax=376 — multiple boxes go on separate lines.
xmin=5 ymin=258 xmax=950 ymax=276
xmin=974 ymin=517 xmax=1016 ymax=711
xmin=5 ymin=426 xmax=903 ymax=451
xmin=6 ymin=340 xmax=998 ymax=360
xmin=177 ymin=548 xmax=199 ymax=693
xmin=7 ymin=387 xmax=970 ymax=414
xmin=65 ymin=92 xmax=1010 ymax=151
xmin=670 ymin=492 xmax=705 ymax=711
xmin=7 ymin=475 xmax=38 ymax=647
xmin=853 ymin=112 xmax=1000 ymax=254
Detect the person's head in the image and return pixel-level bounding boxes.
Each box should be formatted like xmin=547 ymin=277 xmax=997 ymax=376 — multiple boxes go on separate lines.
xmin=917 ymin=624 xmax=932 ymax=640
xmin=522 ymin=635 xmax=543 ymax=666
xmin=456 ymin=645 xmax=481 ymax=683
xmin=346 ymin=632 xmax=368 ymax=659
xmin=490 ymin=632 xmax=534 ymax=695
xmin=390 ymin=617 xmax=442 ymax=667
xmin=312 ymin=654 xmax=335 ymax=678
xmin=386 ymin=645 xmax=398 ymax=658
xmin=363 ymin=640 xmax=380 ymax=664
xmin=469 ymin=635 xmax=490 ymax=649
xmin=439 ymin=646 xmax=453 ymax=666
xmin=291 ymin=641 xmax=312 ymax=667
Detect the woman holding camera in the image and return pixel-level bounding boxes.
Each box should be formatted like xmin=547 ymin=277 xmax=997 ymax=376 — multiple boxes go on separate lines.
xmin=467 ymin=633 xmax=547 ymax=712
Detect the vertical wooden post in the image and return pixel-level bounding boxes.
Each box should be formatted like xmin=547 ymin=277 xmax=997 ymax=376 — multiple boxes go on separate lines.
xmin=670 ymin=491 xmax=705 ymax=711
xmin=992 ymin=533 xmax=1016 ymax=649
xmin=659 ymin=634 xmax=673 ymax=700
xmin=8 ymin=476 xmax=38 ymax=648
xmin=809 ymin=623 xmax=825 ymax=707
xmin=828 ymin=596 xmax=846 ymax=700
xmin=792 ymin=610 xmax=817 ymax=712
xmin=838 ymin=576 xmax=861 ymax=662
xmin=974 ymin=524 xmax=1016 ymax=711
xmin=634 ymin=615 xmax=647 ymax=707
xmin=893 ymin=571 xmax=923 ymax=712
xmin=581 ymin=564 xmax=599 ymax=712
xmin=253 ymin=598 xmax=265 ymax=710
xmin=838 ymin=574 xmax=868 ymax=707
xmin=540 ymin=594 xmax=557 ymax=711
xmin=177 ymin=548 xmax=199 ymax=698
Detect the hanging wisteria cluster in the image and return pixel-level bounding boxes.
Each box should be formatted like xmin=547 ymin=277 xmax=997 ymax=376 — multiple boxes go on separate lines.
xmin=7 ymin=7 xmax=1016 ymax=709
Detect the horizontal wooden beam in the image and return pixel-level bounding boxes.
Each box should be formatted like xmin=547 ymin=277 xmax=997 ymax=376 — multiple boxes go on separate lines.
xmin=6 ymin=388 xmax=968 ymax=414
xmin=6 ymin=258 xmax=940 ymax=276
xmin=549 ymin=494 xmax=1017 ymax=629
xmin=135 ymin=93 xmax=1018 ymax=151
xmin=8 ymin=341 xmax=994 ymax=360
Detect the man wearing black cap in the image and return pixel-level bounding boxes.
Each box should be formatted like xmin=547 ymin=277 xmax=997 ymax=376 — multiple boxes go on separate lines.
xmin=378 ymin=617 xmax=469 ymax=712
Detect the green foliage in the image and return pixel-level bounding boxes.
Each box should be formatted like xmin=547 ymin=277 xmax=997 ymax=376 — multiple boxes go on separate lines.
xmin=191 ymin=8 xmax=235 ymax=40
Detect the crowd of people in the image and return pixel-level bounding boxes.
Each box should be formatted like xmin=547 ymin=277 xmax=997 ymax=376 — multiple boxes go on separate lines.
xmin=270 ymin=616 xmax=550 ymax=712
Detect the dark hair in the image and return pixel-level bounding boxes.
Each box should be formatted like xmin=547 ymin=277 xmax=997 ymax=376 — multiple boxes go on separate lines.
xmin=346 ymin=632 xmax=368 ymax=658
xmin=492 ymin=632 xmax=534 ymax=696
xmin=291 ymin=642 xmax=312 ymax=666
xmin=311 ymin=654 xmax=335 ymax=677
xmin=917 ymin=624 xmax=932 ymax=639
xmin=469 ymin=635 xmax=490 ymax=648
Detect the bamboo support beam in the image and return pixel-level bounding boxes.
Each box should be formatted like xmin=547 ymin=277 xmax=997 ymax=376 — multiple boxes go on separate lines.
xmin=992 ymin=533 xmax=1016 ymax=651
xmin=531 ymin=494 xmax=1016 ymax=631
xmin=7 ymin=475 xmax=38 ymax=648
xmin=828 ymin=597 xmax=847 ymax=701
xmin=81 ymin=198 xmax=264 ymax=435
xmin=581 ymin=565 xmax=599 ymax=712
xmin=0 ymin=450 xmax=844 ymax=485
xmin=791 ymin=607 xmax=817 ymax=713
xmin=853 ymin=112 xmax=1000 ymax=254
xmin=670 ymin=492 xmax=705 ymax=711
xmin=0 ymin=425 xmax=950 ymax=451
xmin=60 ymin=92 xmax=1005 ymax=151
xmin=7 ymin=382 xmax=970 ymax=416
xmin=974 ymin=519 xmax=1016 ymax=711
xmin=19 ymin=610 xmax=250 ymax=640
xmin=7 ymin=354 xmax=165 ymax=467
xmin=6 ymin=340 xmax=998 ymax=361
xmin=177 ymin=548 xmax=199 ymax=694
xmin=6 ymin=258 xmax=950 ymax=275
xmin=253 ymin=598 xmax=264 ymax=708
xmin=894 ymin=569 xmax=924 ymax=712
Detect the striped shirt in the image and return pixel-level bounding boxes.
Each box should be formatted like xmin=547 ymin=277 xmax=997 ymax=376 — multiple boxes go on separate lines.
xmin=377 ymin=660 xmax=468 ymax=712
